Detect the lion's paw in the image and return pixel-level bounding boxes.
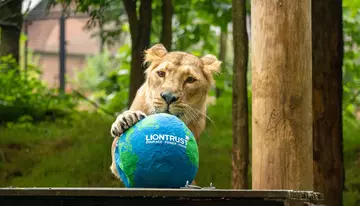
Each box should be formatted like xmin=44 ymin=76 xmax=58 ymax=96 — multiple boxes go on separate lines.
xmin=110 ymin=110 xmax=146 ymax=138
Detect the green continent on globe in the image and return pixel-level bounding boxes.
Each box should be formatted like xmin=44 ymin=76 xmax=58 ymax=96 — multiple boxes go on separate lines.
xmin=121 ymin=126 xmax=135 ymax=151
xmin=119 ymin=126 xmax=138 ymax=186
xmin=119 ymin=151 xmax=138 ymax=186
xmin=138 ymin=116 xmax=158 ymax=129
xmin=185 ymin=127 xmax=199 ymax=167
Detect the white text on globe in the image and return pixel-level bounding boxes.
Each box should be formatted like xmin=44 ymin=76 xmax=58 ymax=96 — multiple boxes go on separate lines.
xmin=145 ymin=134 xmax=190 ymax=148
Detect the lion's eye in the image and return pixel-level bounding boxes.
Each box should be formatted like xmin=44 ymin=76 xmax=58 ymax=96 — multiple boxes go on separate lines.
xmin=185 ymin=77 xmax=196 ymax=84
xmin=157 ymin=71 xmax=166 ymax=77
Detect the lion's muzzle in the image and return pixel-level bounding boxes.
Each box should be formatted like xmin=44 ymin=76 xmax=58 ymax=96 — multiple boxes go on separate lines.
xmin=160 ymin=91 xmax=179 ymax=105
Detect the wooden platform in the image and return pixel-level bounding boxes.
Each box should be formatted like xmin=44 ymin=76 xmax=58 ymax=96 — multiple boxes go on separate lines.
xmin=0 ymin=187 xmax=325 ymax=206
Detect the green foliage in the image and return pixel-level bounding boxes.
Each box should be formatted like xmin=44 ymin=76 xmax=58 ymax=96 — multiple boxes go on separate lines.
xmin=0 ymin=55 xmax=77 ymax=123
xmin=71 ymin=45 xmax=131 ymax=114
xmin=342 ymin=1 xmax=360 ymax=205
xmin=170 ymin=0 xmax=231 ymax=55
xmin=343 ymin=0 xmax=360 ymax=118
xmin=0 ymin=112 xmax=121 ymax=187
xmin=343 ymin=114 xmax=360 ymax=206
xmin=196 ymin=92 xmax=232 ymax=188
xmin=19 ymin=33 xmax=40 ymax=72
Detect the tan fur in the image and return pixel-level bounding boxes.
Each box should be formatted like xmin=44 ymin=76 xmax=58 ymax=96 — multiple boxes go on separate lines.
xmin=110 ymin=44 xmax=221 ymax=184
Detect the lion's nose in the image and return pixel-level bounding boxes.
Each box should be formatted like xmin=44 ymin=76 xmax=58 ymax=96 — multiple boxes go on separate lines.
xmin=160 ymin=91 xmax=179 ymax=105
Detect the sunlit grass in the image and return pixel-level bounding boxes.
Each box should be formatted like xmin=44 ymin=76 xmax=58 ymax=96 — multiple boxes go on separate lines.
xmin=0 ymin=113 xmax=121 ymax=187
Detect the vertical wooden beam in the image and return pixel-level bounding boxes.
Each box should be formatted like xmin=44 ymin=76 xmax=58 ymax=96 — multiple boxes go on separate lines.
xmin=232 ymin=0 xmax=249 ymax=189
xmin=251 ymin=0 xmax=313 ymax=190
xmin=312 ymin=0 xmax=344 ymax=205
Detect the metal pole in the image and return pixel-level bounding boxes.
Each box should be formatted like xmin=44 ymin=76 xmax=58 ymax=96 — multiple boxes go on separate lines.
xmin=59 ymin=11 xmax=66 ymax=94
xmin=24 ymin=19 xmax=28 ymax=80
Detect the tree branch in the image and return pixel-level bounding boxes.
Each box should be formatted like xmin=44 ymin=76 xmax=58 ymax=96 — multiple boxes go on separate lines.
xmin=0 ymin=0 xmax=12 ymax=9
xmin=0 ymin=20 xmax=18 ymax=28
xmin=23 ymin=0 xmax=32 ymax=16
xmin=1 ymin=12 xmax=22 ymax=21
xmin=73 ymin=90 xmax=115 ymax=117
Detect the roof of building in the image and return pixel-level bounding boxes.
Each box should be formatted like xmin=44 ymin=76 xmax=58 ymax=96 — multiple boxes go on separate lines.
xmin=25 ymin=0 xmax=87 ymax=21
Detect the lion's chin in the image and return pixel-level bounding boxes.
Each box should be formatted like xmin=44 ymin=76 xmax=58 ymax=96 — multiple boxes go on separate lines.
xmin=154 ymin=108 xmax=184 ymax=118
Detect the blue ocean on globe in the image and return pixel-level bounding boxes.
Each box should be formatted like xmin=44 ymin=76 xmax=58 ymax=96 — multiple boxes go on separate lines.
xmin=114 ymin=113 xmax=199 ymax=188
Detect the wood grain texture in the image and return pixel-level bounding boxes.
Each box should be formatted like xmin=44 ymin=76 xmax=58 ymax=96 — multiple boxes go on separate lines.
xmin=232 ymin=0 xmax=249 ymax=189
xmin=0 ymin=188 xmax=326 ymax=206
xmin=312 ymin=0 xmax=344 ymax=205
xmin=251 ymin=0 xmax=313 ymax=190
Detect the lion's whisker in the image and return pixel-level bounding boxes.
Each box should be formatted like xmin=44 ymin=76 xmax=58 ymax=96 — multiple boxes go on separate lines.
xmin=184 ymin=107 xmax=204 ymax=133
xmin=186 ymin=105 xmax=215 ymax=125
xmin=188 ymin=106 xmax=218 ymax=132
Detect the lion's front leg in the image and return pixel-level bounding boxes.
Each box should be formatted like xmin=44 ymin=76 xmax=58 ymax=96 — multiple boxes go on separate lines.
xmin=110 ymin=110 xmax=147 ymax=138
xmin=110 ymin=136 xmax=120 ymax=179
xmin=109 ymin=110 xmax=147 ymax=180
xmin=109 ymin=85 xmax=149 ymax=179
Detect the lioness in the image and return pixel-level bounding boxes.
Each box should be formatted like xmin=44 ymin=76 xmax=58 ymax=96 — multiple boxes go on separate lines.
xmin=109 ymin=44 xmax=221 ymax=182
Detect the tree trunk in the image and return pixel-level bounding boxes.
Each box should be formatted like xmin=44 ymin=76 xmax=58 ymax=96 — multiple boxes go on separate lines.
xmin=0 ymin=0 xmax=23 ymax=64
xmin=231 ymin=0 xmax=249 ymax=189
xmin=251 ymin=0 xmax=313 ymax=190
xmin=312 ymin=1 xmax=344 ymax=205
xmin=161 ymin=0 xmax=172 ymax=51
xmin=216 ymin=30 xmax=227 ymax=98
xmin=124 ymin=0 xmax=152 ymax=106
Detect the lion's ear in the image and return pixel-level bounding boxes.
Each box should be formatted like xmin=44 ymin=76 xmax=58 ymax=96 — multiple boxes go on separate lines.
xmin=144 ymin=44 xmax=168 ymax=64
xmin=200 ymin=54 xmax=222 ymax=74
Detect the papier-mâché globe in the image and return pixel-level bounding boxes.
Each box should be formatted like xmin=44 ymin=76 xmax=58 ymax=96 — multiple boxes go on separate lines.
xmin=114 ymin=113 xmax=199 ymax=188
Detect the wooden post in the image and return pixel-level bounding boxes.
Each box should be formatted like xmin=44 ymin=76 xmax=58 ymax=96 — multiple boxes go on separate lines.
xmin=232 ymin=0 xmax=249 ymax=189
xmin=312 ymin=0 xmax=344 ymax=205
xmin=251 ymin=0 xmax=313 ymax=190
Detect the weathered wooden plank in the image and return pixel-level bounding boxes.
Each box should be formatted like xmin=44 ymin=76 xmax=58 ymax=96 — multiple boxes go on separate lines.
xmin=0 ymin=187 xmax=325 ymax=206
xmin=0 ymin=187 xmax=318 ymax=198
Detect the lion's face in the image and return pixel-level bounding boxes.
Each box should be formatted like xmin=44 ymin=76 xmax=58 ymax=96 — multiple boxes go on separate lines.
xmin=143 ymin=44 xmax=221 ymax=124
